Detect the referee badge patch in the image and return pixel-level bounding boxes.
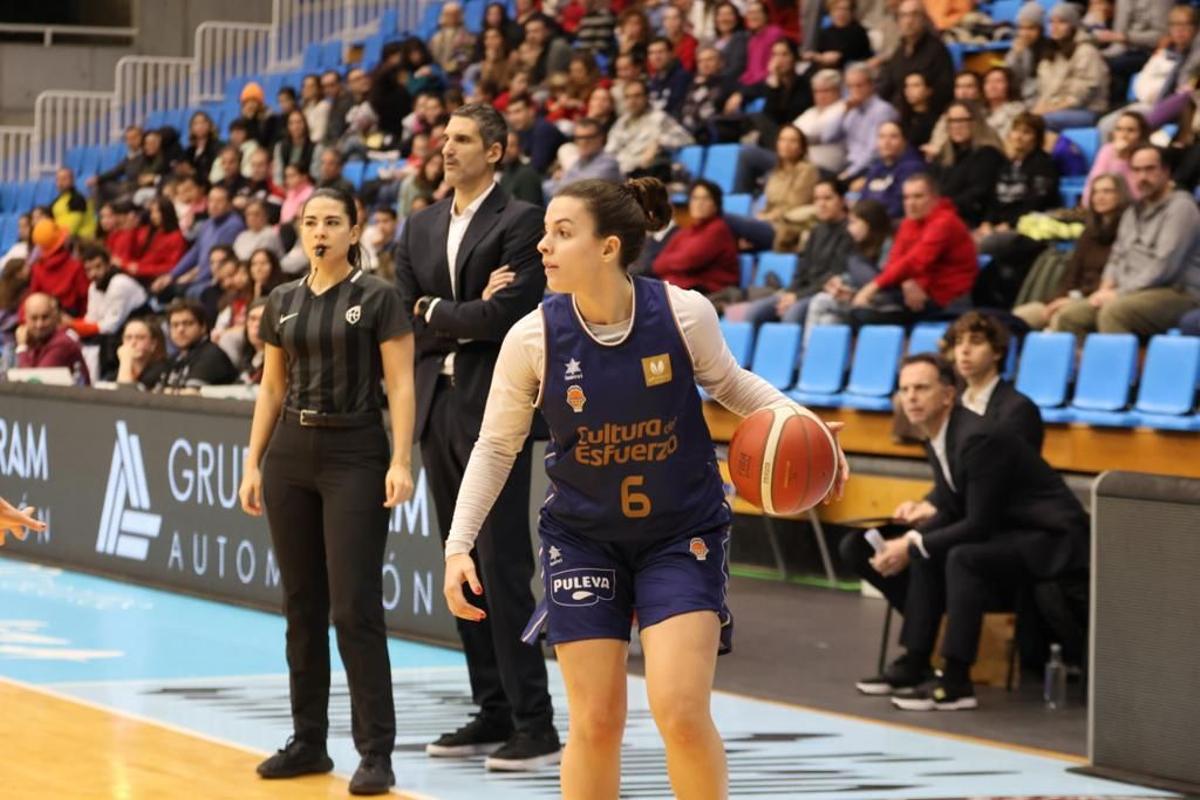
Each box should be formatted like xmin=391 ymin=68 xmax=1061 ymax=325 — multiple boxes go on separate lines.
xmin=345 ymin=305 xmax=362 ymax=325
xmin=641 ymin=353 xmax=672 ymax=387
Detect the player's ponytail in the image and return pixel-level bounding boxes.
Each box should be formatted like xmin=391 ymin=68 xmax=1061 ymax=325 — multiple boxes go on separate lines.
xmin=625 ymin=177 xmax=671 ymax=233
xmin=555 ymin=177 xmax=673 ymax=270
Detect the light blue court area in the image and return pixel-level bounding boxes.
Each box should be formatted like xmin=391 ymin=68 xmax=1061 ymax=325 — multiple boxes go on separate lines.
xmin=0 ymin=558 xmax=1175 ymax=800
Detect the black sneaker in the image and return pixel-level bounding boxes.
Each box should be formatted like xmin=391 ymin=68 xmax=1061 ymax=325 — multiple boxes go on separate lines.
xmin=349 ymin=753 xmax=395 ymax=796
xmin=484 ymin=729 xmax=562 ymax=772
xmin=855 ymin=656 xmax=932 ymax=696
xmin=425 ymin=715 xmax=513 ymax=757
xmin=891 ymin=673 xmax=978 ymax=711
xmin=256 ymin=737 xmax=334 ymax=779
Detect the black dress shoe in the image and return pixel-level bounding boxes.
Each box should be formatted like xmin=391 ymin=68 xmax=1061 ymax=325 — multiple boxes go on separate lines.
xmin=349 ymin=753 xmax=395 ymax=796
xmin=256 ymin=737 xmax=334 ymax=779
xmin=425 ymin=714 xmax=513 ymax=757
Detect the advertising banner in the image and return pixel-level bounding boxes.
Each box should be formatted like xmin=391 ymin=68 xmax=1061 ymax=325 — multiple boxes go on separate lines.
xmin=0 ymin=385 xmax=512 ymax=645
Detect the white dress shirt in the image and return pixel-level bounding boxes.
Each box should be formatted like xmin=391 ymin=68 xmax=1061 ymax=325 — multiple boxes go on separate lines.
xmin=961 ymin=374 xmax=1000 ymax=417
xmin=429 ymin=180 xmax=498 ymax=375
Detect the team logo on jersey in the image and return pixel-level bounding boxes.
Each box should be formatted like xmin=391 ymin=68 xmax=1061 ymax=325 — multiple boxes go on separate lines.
xmin=564 ymin=358 xmax=583 ymax=380
xmin=566 ymin=384 xmax=587 ymax=413
xmin=550 ymin=568 xmax=615 ymax=606
xmin=689 ymin=537 xmax=709 ymax=561
xmin=548 ymin=546 xmax=563 ymax=566
xmin=345 ymin=305 xmax=362 ymax=325
xmin=641 ymin=353 xmax=673 ymax=387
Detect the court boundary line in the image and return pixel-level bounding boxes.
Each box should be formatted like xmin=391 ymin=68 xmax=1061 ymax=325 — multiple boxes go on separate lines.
xmin=0 ymin=675 xmax=441 ymax=800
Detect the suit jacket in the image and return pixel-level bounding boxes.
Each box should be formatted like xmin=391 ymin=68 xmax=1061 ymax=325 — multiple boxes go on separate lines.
xmin=918 ymin=406 xmax=1088 ymax=580
xmin=983 ymin=379 xmax=1044 ymax=453
xmin=394 ymin=185 xmax=546 ymax=441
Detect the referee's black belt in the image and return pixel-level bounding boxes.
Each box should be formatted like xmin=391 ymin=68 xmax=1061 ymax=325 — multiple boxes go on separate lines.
xmin=281 ymin=408 xmax=381 ymax=429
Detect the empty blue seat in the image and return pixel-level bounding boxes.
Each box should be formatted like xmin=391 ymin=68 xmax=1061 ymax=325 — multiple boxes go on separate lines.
xmin=719 ymin=320 xmax=755 ymax=367
xmin=302 ymin=42 xmax=323 ymax=72
xmin=754 ymin=252 xmax=797 ymax=289
xmin=464 ymin=0 xmax=486 ymax=32
xmin=1130 ymin=335 xmax=1200 ymax=430
xmin=907 ymin=322 xmax=949 ymax=356
xmin=14 ymin=181 xmax=37 ymax=213
xmin=32 ymin=178 xmax=56 ymax=208
xmin=1069 ymin=333 xmax=1138 ymax=425
xmin=379 ymin=8 xmax=398 ymax=34
xmin=701 ymin=143 xmax=740 ymax=194
xmin=1015 ymin=332 xmax=1075 ymax=421
xmin=64 ymin=147 xmax=86 ymax=175
xmin=738 ymin=253 xmax=755 ymax=288
xmin=723 ymin=193 xmax=752 ymax=216
xmin=835 ymin=325 xmax=906 ymax=410
xmin=1061 ymin=127 xmax=1099 ymax=168
xmin=677 ymin=144 xmax=704 ymax=180
xmin=749 ymin=322 xmax=802 ymax=390
xmin=0 ymin=183 xmax=16 ymax=212
xmin=343 ymin=161 xmax=366 ymax=189
xmin=789 ymin=324 xmax=852 ymax=405
xmin=989 ymin=0 xmax=1022 ymax=24
xmin=417 ymin=3 xmax=441 ymax=40
xmin=323 ymin=41 xmax=343 ymax=69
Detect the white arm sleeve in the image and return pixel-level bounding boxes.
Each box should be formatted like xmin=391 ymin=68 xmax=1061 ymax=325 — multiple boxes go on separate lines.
xmin=668 ymin=284 xmax=791 ymax=416
xmin=444 ymin=310 xmax=544 ymax=558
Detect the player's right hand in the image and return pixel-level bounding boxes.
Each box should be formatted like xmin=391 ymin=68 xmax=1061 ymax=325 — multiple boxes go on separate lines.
xmin=0 ymin=497 xmax=45 ymax=546
xmin=239 ymin=467 xmax=263 ymax=517
xmin=444 ymin=553 xmax=487 ymax=623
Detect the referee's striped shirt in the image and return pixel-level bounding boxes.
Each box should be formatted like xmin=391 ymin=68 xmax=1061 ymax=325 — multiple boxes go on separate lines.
xmin=261 ymin=268 xmax=411 ymax=413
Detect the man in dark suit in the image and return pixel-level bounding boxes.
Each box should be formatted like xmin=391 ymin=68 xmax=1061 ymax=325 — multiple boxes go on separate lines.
xmin=893 ymin=311 xmax=1043 ymax=527
xmin=840 ymin=354 xmax=1088 ymax=710
xmin=394 ymin=103 xmax=559 ymax=769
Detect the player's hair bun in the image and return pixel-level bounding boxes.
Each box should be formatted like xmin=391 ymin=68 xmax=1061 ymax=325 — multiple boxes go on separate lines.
xmin=625 ymin=177 xmax=671 ymax=233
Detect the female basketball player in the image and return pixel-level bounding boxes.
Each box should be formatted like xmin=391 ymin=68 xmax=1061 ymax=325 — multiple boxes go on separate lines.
xmin=238 ymin=188 xmax=415 ymax=796
xmin=443 ymin=178 xmax=848 ymax=799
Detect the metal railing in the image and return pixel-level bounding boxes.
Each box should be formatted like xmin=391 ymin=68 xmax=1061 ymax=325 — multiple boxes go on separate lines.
xmin=32 ymin=91 xmax=115 ymax=176
xmin=192 ymin=22 xmax=273 ymax=104
xmin=0 ymin=126 xmax=34 ymax=183
xmin=269 ymin=0 xmax=428 ymax=67
xmin=113 ymin=56 xmax=193 ymax=136
xmin=0 ymin=23 xmax=137 ymax=47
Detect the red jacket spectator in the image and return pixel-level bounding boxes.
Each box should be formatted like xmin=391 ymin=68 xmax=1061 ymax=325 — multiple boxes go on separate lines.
xmin=652 ymin=217 xmax=739 ymax=294
xmin=106 ymin=227 xmax=137 ymax=266
xmin=873 ymin=196 xmax=977 ymax=306
xmin=125 ymin=227 xmax=188 ymax=280
xmin=28 ymin=221 xmax=89 ymax=317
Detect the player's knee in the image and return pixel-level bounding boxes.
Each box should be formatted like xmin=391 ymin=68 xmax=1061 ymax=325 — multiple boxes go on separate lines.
xmin=649 ymin=692 xmax=712 ymax=745
xmin=569 ymin=701 xmax=626 ymax=749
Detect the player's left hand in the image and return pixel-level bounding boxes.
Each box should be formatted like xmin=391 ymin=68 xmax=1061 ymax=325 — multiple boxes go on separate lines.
xmin=823 ymin=421 xmax=850 ymax=504
xmin=384 ymin=464 xmax=414 ymax=508
xmin=0 ymin=497 xmax=45 ymax=546
xmin=444 ymin=554 xmax=486 ymax=623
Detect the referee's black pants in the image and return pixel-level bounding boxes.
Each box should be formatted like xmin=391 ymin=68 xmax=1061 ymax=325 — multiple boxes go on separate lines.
xmin=262 ymin=418 xmax=395 ymax=756
xmin=422 ymin=377 xmax=554 ymax=735
xmin=840 ymin=531 xmax=1027 ymax=665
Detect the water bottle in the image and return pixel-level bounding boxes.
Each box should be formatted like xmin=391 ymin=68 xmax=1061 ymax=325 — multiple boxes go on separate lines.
xmin=1043 ymin=643 xmax=1068 ymax=710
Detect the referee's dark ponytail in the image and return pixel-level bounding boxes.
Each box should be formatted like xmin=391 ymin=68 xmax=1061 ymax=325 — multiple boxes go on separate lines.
xmin=300 ymin=186 xmax=362 ymax=267
xmin=555 ymin=177 xmax=671 ymax=269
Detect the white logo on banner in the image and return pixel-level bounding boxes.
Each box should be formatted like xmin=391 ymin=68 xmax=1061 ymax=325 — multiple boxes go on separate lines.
xmin=95 ymin=421 xmax=162 ymax=562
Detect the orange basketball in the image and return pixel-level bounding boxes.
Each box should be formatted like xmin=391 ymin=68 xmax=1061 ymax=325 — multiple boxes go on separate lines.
xmin=728 ymin=405 xmax=839 ymax=515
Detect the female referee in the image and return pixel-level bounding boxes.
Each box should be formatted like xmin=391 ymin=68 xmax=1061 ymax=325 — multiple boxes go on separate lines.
xmin=443 ymin=177 xmax=848 ymax=799
xmin=238 ymin=187 xmax=415 ymax=796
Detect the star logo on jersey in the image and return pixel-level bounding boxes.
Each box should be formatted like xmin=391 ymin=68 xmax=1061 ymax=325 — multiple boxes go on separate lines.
xmin=548 ymin=546 xmax=563 ymax=567
xmin=641 ymin=353 xmax=673 ymax=387
xmin=564 ymin=358 xmax=583 ymax=380
xmin=689 ymin=537 xmax=709 ymax=561
xmin=345 ymin=305 xmax=362 ymax=325
xmin=566 ymin=384 xmax=587 ymax=414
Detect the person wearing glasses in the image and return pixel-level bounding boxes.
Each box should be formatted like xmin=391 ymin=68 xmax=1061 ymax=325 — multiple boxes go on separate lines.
xmin=543 ymin=117 xmax=622 ymax=198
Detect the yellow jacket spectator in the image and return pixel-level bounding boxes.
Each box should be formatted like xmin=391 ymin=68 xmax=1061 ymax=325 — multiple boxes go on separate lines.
xmin=51 ymin=167 xmax=96 ymax=240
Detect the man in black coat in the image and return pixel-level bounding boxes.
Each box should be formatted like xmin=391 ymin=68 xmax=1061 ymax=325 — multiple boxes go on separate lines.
xmin=394 ymin=103 xmax=559 ymax=769
xmin=841 ymin=354 xmax=1088 ymax=710
xmin=876 ymin=0 xmax=955 ymax=118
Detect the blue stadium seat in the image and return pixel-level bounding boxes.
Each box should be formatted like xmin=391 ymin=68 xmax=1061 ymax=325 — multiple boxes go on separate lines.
xmin=0 ymin=183 xmax=16 ymax=212
xmin=834 ymin=325 xmax=906 ymax=410
xmin=1068 ymin=333 xmax=1138 ymax=425
xmin=32 ymin=178 xmax=56 ymax=208
xmin=343 ymin=161 xmax=366 ymax=189
xmin=701 ymin=143 xmax=740 ymax=194
xmin=789 ymin=324 xmax=851 ymax=405
xmin=719 ymin=320 xmax=755 ymax=367
xmin=723 ymin=193 xmax=752 ymax=216
xmin=15 ymin=181 xmax=37 ymax=213
xmin=302 ymin=42 xmax=323 ymax=73
xmin=1015 ymin=332 xmax=1075 ymax=421
xmin=1130 ymin=335 xmax=1200 ymax=430
xmin=364 ymin=161 xmax=384 ymax=182
xmin=744 ymin=97 xmax=766 ymax=114
xmin=677 ymin=145 xmax=704 ymax=180
xmin=907 ymin=322 xmax=949 ymax=355
xmin=755 ymin=252 xmax=797 ymax=288
xmin=989 ymin=0 xmax=1022 ymax=24
xmin=64 ymin=147 xmax=86 ymax=175
xmin=1060 ymin=177 xmax=1085 ymax=209
xmin=749 ymin=322 xmax=802 ymax=389
xmin=379 ymin=8 xmax=398 ymax=35
xmin=361 ymin=32 xmax=385 ymax=70
xmin=1061 ymin=127 xmax=1099 ymax=168
xmin=738 ymin=253 xmax=755 ymax=287
xmin=464 ymin=0 xmax=486 ymax=33
xmin=417 ymin=3 xmax=441 ymax=39
xmin=322 ymin=41 xmax=343 ymax=69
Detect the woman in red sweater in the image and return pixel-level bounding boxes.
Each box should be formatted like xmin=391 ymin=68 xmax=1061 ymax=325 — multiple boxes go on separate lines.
xmin=652 ymin=180 xmax=739 ymax=295
xmin=124 ymin=196 xmax=187 ymax=282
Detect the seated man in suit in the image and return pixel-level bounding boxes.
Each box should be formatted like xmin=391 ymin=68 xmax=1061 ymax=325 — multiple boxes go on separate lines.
xmin=839 ymin=354 xmax=1089 ymax=710
xmin=895 ymin=311 xmax=1044 ymax=525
